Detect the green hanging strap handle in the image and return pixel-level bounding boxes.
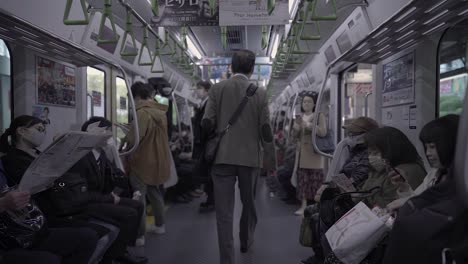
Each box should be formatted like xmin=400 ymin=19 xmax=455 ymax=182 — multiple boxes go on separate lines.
xmin=209 ymin=0 xmax=216 ymax=17
xmin=299 ymin=2 xmax=321 ymax=40
xmin=138 ymin=27 xmax=153 ymax=66
xmin=151 ymin=0 xmax=159 ymax=17
xmin=267 ymin=0 xmax=276 ymax=15
xmin=221 ymin=26 xmax=227 ymax=50
xmin=257 ymin=65 xmax=261 ymax=81
xmin=310 ymin=0 xmax=337 ymax=21
xmin=181 ymin=27 xmax=188 ymax=50
xmin=63 ymin=0 xmax=90 ymax=25
xmin=120 ymin=9 xmax=138 ymax=56
xmin=207 ymin=65 xmax=212 ymax=79
xmin=261 ymin=26 xmax=268 ymax=50
xmin=98 ymin=0 xmax=119 ymax=44
xmin=151 ymin=40 xmax=164 ymax=73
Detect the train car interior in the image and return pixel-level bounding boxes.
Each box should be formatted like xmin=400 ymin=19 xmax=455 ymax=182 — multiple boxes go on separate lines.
xmin=0 ymin=0 xmax=467 ymax=263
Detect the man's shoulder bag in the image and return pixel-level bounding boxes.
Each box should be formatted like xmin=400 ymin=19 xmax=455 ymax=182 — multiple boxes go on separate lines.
xmin=204 ymin=83 xmax=258 ymax=164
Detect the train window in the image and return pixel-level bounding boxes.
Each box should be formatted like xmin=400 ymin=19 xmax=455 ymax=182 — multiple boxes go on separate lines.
xmin=86 ymin=67 xmax=106 ymax=118
xmin=0 ymin=39 xmax=12 ymax=133
xmin=0 ymin=40 xmax=11 ymax=133
xmin=438 ymin=19 xmax=468 ymax=117
xmin=115 ymin=77 xmax=128 ymax=124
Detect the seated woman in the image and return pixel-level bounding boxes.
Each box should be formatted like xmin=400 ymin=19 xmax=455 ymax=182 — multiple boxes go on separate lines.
xmin=309 ymin=127 xmax=427 ymax=264
xmin=387 ymin=114 xmax=459 ymax=211
xmin=358 ymin=126 xmax=426 ymax=208
xmin=0 ymin=163 xmax=98 ymax=264
xmin=0 ymin=116 xmax=146 ymax=264
xmin=325 ymin=117 xmax=379 ymax=189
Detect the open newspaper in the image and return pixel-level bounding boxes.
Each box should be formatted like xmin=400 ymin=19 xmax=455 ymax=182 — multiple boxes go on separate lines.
xmin=18 ymin=131 xmax=111 ymax=194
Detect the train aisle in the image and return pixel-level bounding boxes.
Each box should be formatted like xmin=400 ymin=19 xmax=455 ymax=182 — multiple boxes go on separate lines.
xmin=132 ymin=177 xmax=311 ymax=264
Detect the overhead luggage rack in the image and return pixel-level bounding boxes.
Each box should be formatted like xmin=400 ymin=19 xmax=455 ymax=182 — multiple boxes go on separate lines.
xmin=337 ymin=0 xmax=468 ymax=65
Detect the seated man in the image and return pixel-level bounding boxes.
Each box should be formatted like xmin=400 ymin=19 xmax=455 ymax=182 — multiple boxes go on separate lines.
xmin=0 ymin=115 xmax=147 ymax=264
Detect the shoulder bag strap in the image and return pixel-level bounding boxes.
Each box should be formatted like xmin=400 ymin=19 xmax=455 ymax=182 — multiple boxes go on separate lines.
xmin=219 ymin=83 xmax=258 ymax=136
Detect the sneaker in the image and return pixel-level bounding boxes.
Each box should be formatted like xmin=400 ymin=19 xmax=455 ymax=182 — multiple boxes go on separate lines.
xmin=135 ymin=236 xmax=145 ymax=247
xmin=148 ymin=224 xmax=166 ymax=234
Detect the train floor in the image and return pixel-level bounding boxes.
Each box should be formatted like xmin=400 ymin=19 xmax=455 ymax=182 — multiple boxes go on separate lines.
xmin=130 ymin=177 xmax=312 ymax=264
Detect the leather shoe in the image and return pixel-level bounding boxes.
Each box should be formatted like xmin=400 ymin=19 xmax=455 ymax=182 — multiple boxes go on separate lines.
xmin=240 ymin=241 xmax=253 ymax=253
xmin=116 ymin=252 xmax=148 ymax=264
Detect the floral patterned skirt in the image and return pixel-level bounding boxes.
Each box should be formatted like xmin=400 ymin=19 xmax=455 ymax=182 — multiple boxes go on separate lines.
xmin=297 ymin=168 xmax=324 ymax=201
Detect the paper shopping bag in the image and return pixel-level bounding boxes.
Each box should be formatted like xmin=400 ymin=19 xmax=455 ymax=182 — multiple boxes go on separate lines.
xmin=325 ymin=202 xmax=389 ymax=264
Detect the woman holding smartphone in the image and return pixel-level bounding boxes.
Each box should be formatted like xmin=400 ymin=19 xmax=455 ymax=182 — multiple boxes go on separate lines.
xmin=292 ymin=92 xmax=327 ymax=215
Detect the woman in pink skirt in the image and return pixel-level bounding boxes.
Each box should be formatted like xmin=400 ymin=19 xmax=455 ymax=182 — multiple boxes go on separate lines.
xmin=292 ymin=93 xmax=327 ymax=215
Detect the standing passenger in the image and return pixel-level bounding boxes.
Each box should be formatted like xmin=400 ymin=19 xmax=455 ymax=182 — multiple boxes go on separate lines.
xmin=123 ymin=82 xmax=171 ymax=241
xmin=192 ymin=80 xmax=215 ymax=212
xmin=292 ymin=93 xmax=327 ymax=215
xmin=202 ymin=49 xmax=273 ymax=264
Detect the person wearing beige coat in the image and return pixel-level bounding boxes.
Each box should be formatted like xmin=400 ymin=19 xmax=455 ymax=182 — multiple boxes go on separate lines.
xmin=292 ymin=93 xmax=327 ymax=215
xmin=123 ymin=82 xmax=171 ymax=244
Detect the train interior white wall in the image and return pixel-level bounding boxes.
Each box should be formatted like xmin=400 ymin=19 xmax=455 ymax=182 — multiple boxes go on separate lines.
xmin=11 ymin=45 xmax=86 ymax=149
xmin=374 ymin=35 xmax=441 ymax=167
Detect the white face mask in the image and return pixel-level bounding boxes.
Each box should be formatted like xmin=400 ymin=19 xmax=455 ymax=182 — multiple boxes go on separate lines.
xmin=24 ymin=128 xmax=46 ymax=147
xmin=346 ymin=134 xmax=365 ymax=148
xmin=368 ymin=153 xmax=387 ymax=172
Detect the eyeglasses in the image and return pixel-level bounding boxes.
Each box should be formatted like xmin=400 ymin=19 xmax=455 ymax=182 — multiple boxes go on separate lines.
xmin=35 ymin=126 xmax=46 ymax=133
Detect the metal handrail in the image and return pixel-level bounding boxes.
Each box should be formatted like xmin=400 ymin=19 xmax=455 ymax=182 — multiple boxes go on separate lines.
xmin=364 ymin=92 xmax=372 ymax=117
xmin=311 ymin=67 xmax=333 ymax=159
xmin=87 ymin=93 xmax=94 ymax=117
xmin=117 ymin=64 xmax=140 ymax=157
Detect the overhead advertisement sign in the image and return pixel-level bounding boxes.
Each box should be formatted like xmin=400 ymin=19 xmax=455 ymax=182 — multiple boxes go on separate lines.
xmin=382 ymin=52 xmax=415 ymax=107
xmin=152 ymin=0 xmax=219 ymax=26
xmin=219 ymin=0 xmax=289 ymax=26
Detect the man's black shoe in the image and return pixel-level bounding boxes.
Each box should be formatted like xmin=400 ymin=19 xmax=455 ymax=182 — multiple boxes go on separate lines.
xmin=240 ymin=241 xmax=253 ymax=253
xmin=301 ymin=256 xmax=322 ymax=264
xmin=116 ymin=252 xmax=148 ymax=264
xmin=199 ymin=202 xmax=215 ymax=213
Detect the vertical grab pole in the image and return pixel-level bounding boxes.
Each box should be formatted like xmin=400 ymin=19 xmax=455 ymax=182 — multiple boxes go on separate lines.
xmin=117 ymin=66 xmax=140 ymax=157
xmin=311 ymin=67 xmax=333 ymax=159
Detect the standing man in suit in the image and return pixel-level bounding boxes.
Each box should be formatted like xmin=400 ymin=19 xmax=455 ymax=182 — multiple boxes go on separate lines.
xmin=202 ymin=49 xmax=274 ymax=264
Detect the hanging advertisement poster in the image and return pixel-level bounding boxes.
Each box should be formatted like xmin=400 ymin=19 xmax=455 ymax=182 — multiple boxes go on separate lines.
xmin=152 ymin=0 xmax=219 ymax=26
xmin=120 ymin=97 xmax=127 ymax=110
xmin=92 ymin=91 xmax=102 ymax=107
xmin=219 ymin=0 xmax=289 ymax=26
xmin=202 ymin=57 xmax=271 ymax=80
xmin=37 ymin=56 xmax=76 ymax=107
xmin=382 ymin=52 xmax=415 ymax=107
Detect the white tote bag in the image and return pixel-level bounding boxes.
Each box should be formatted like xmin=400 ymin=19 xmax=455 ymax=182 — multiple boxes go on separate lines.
xmin=164 ymin=150 xmax=179 ymax=188
xmin=325 ymin=202 xmax=389 ymax=264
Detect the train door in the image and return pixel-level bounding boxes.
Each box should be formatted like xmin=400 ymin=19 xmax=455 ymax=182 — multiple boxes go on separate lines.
xmin=0 ymin=40 xmax=11 ymax=134
xmin=339 ymin=64 xmax=374 ymax=139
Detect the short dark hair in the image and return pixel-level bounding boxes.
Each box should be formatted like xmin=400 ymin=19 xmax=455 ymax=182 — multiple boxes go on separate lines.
xmin=231 ymin=49 xmax=256 ymax=75
xmin=81 ymin=116 xmax=112 ymax=132
xmin=131 ymin=81 xmax=152 ymax=100
xmin=365 ymin=126 xmax=422 ymax=167
xmin=419 ymin=114 xmax=459 ymax=168
xmin=300 ymin=93 xmax=318 ymax=113
xmin=0 ymin=115 xmax=43 ymax=153
xmin=197 ymin=81 xmax=211 ymax=91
